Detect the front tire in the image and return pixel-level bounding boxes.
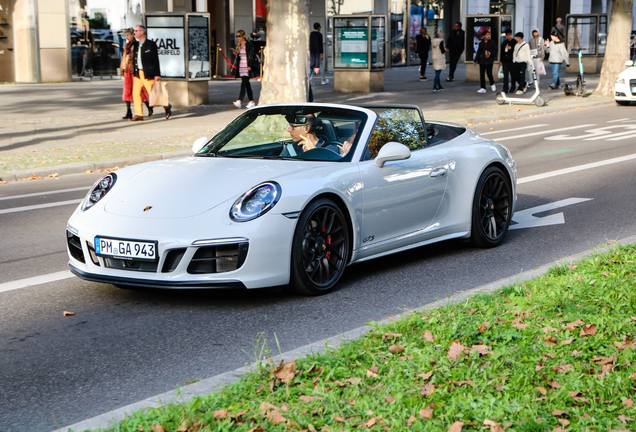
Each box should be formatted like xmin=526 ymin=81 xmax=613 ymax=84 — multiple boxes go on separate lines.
xmin=535 ymin=95 xmax=546 ymax=106
xmin=470 ymin=166 xmax=512 ymax=248
xmin=289 ymin=199 xmax=350 ymax=295
xmin=495 ymin=92 xmax=505 ymax=105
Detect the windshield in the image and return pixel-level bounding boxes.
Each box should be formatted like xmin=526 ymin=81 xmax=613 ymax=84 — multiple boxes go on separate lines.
xmin=196 ymin=106 xmax=368 ymax=162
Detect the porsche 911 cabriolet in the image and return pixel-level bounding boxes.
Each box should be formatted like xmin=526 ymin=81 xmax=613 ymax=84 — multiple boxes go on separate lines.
xmin=67 ymin=103 xmax=516 ymax=295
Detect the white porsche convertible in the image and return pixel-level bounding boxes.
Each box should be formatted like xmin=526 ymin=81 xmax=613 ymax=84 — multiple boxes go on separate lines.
xmin=67 ymin=104 xmax=516 ymax=295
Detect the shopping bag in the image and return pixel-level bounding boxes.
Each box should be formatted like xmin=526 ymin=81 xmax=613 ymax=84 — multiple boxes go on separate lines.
xmin=535 ymin=59 xmax=546 ymax=76
xmin=149 ymin=81 xmax=169 ymax=107
xmin=497 ymin=65 xmax=504 ymax=80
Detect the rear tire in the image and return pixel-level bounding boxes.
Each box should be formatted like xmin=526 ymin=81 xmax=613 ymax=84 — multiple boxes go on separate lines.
xmin=495 ymin=92 xmax=505 ymax=105
xmin=534 ymin=95 xmax=546 ymax=107
xmin=289 ymin=199 xmax=350 ymax=295
xmin=470 ymin=166 xmax=512 ymax=248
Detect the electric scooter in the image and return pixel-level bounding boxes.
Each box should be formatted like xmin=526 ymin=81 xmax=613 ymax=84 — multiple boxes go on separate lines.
xmin=495 ymin=56 xmax=546 ymax=106
xmin=564 ymin=48 xmax=586 ymax=96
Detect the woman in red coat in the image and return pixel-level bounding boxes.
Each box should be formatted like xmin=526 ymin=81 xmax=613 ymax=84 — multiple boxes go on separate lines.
xmin=121 ymin=28 xmax=152 ymax=119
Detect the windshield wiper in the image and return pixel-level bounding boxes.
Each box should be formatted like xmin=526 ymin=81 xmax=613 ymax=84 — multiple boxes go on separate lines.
xmin=195 ymin=152 xmax=218 ymax=157
xmin=260 ymin=155 xmax=304 ymax=161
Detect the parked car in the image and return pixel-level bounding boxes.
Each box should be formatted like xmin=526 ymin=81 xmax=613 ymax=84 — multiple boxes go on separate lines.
xmin=615 ymin=59 xmax=636 ymax=106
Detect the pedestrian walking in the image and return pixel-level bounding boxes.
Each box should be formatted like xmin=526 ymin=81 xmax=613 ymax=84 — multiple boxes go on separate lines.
xmin=309 ymin=22 xmax=327 ymax=85
xmin=416 ymin=27 xmax=431 ymax=81
xmin=474 ymin=30 xmax=498 ymax=93
xmin=131 ymin=25 xmax=172 ymax=121
xmin=500 ymin=29 xmax=517 ymax=94
xmin=446 ymin=22 xmax=465 ymax=81
xmin=527 ymin=28 xmax=545 ymax=88
xmin=551 ymin=18 xmax=567 ymax=48
xmin=232 ymin=29 xmax=258 ymax=109
xmin=544 ymin=33 xmax=569 ymax=89
xmin=431 ymin=30 xmax=446 ymax=91
xmin=120 ymin=28 xmax=152 ymax=119
xmin=512 ymin=32 xmax=531 ymax=94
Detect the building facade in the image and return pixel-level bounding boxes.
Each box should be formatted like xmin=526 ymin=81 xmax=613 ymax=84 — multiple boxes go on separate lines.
xmin=0 ymin=0 xmax=631 ymax=83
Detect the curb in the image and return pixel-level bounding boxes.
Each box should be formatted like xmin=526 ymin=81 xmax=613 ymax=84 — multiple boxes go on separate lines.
xmin=55 ymin=234 xmax=636 ymax=432
xmin=0 ymin=150 xmax=191 ymax=182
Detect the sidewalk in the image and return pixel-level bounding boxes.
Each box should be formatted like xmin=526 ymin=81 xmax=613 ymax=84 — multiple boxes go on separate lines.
xmin=0 ymin=63 xmax=612 ymax=182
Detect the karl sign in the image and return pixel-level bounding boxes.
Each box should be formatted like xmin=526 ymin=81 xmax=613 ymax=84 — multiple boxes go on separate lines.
xmin=509 ymin=198 xmax=592 ymax=230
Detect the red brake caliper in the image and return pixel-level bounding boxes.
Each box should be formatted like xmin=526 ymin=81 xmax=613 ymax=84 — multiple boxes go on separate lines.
xmin=326 ymin=235 xmax=331 ymax=260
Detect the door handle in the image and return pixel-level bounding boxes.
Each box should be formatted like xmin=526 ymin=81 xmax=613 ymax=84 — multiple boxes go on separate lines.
xmin=430 ymin=168 xmax=447 ymax=179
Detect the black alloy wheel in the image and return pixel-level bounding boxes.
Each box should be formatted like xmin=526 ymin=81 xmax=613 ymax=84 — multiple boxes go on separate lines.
xmin=470 ymin=166 xmax=512 ymax=248
xmin=290 ymin=199 xmax=350 ymax=295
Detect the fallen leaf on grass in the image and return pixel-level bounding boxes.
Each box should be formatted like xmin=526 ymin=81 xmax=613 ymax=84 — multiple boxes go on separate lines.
xmin=552 ymin=410 xmax=568 ymax=416
xmin=561 ymin=338 xmax=575 ymax=345
xmin=602 ymin=271 xmax=610 ymax=277
xmin=537 ymin=387 xmax=547 ymax=395
xmin=623 ymin=399 xmax=634 ymax=408
xmin=483 ymin=419 xmax=505 ymax=432
xmin=548 ymin=381 xmax=562 ymax=389
xmin=383 ymin=333 xmax=402 ymax=339
xmin=63 ymin=311 xmax=75 ymax=316
xmin=565 ymin=319 xmax=584 ymax=329
xmin=423 ymin=330 xmax=436 ymax=342
xmin=551 ymin=364 xmax=571 ymax=373
xmin=470 ymin=344 xmax=491 ymax=355
xmin=388 ymin=344 xmax=405 ymax=354
xmin=367 ymin=366 xmax=380 ymax=377
xmin=300 ymin=396 xmax=323 ymax=402
xmin=407 ymin=415 xmax=417 ymax=426
xmin=213 ymin=409 xmax=228 ymax=419
xmin=558 ymin=419 xmax=570 ymax=427
xmin=579 ymin=324 xmax=597 ymax=337
xmin=420 ymin=383 xmax=435 ymax=397
xmin=593 ymin=356 xmax=616 ymax=365
xmin=619 ymin=414 xmax=635 ymax=424
xmin=274 ymin=360 xmax=297 ymax=384
xmin=450 ymin=380 xmax=475 ymax=387
xmin=447 ymin=341 xmax=465 ymax=360
xmin=615 ymin=338 xmax=636 ymax=350
xmin=384 ymin=395 xmax=394 ymax=404
xmin=478 ymin=323 xmax=489 ymax=333
xmin=512 ymin=323 xmax=529 ymax=329
xmin=306 ymin=364 xmax=324 ymax=375
xmin=334 ymin=415 xmax=345 ymax=422
xmin=151 ymin=425 xmax=166 ymax=432
xmin=246 ymin=427 xmax=265 ymax=432
xmin=419 ymin=407 xmax=433 ymax=418
xmin=417 ymin=371 xmax=433 ymax=380
xmin=448 ymin=421 xmax=464 ymax=432
xmin=260 ymin=402 xmax=287 ymax=425
xmin=347 ymin=378 xmax=362 ymax=385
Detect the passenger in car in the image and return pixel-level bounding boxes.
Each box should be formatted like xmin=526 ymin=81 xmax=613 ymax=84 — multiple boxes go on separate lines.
xmin=281 ymin=114 xmax=340 ymax=156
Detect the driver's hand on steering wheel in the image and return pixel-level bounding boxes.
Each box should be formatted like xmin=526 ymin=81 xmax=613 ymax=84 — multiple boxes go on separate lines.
xmin=338 ymin=140 xmax=352 ymax=156
xmin=298 ymin=134 xmax=316 ymax=152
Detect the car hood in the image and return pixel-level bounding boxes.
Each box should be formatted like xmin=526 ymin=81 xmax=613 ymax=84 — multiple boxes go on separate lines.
xmin=619 ymin=67 xmax=636 ymax=80
xmin=104 ymin=156 xmax=315 ymax=219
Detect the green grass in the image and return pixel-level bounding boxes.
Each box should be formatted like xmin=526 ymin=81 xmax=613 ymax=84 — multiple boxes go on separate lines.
xmin=82 ymin=245 xmax=636 ymax=432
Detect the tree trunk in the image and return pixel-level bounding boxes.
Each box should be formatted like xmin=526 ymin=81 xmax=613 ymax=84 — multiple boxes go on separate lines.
xmin=259 ymin=0 xmax=310 ymax=104
xmin=596 ymin=0 xmax=633 ymax=95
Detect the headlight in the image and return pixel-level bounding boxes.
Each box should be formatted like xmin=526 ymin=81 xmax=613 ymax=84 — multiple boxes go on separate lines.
xmin=616 ymin=77 xmax=626 ymax=84
xmin=82 ymin=173 xmax=117 ymax=211
xmin=230 ymin=182 xmax=281 ymax=222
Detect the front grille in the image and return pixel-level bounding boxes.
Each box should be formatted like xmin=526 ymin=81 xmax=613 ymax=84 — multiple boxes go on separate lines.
xmin=67 ymin=231 xmax=85 ymax=263
xmin=103 ymin=257 xmax=158 ymax=272
xmin=161 ymin=248 xmax=187 ymax=273
xmin=187 ymin=242 xmax=248 ymax=274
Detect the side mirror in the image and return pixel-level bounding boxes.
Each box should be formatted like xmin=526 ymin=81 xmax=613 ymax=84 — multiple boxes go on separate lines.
xmin=374 ymin=142 xmax=411 ymax=168
xmin=192 ymin=137 xmax=208 ymax=154
xmin=626 ymin=60 xmax=634 ymax=67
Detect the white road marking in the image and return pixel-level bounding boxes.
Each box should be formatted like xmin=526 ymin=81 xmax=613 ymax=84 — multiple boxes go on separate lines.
xmin=510 ymin=198 xmax=592 ymax=230
xmin=480 ymin=124 xmax=549 ymax=135
xmin=608 ymin=133 xmax=636 ymax=141
xmin=0 ymin=199 xmax=82 ymax=215
xmin=496 ymin=124 xmax=595 ymax=141
xmin=0 ymin=186 xmax=89 ymax=201
xmin=518 ymin=152 xmax=636 ymax=184
xmin=607 ymin=118 xmax=631 ymax=122
xmin=545 ymin=125 xmax=636 ymax=141
xmin=0 ymin=270 xmax=73 ymax=294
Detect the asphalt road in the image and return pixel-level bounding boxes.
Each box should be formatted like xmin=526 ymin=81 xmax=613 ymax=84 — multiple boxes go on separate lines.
xmin=2 ymin=104 xmax=636 ymax=432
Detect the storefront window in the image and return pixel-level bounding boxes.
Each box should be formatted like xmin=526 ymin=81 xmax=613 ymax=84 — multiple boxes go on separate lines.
xmin=408 ymin=0 xmax=444 ymax=66
xmin=391 ymin=0 xmax=408 ymax=66
xmin=566 ymin=15 xmax=598 ymax=55
xmin=490 ymin=0 xmax=514 ymax=16
xmin=334 ymin=17 xmax=369 ymax=69
xmin=68 ymin=0 xmax=143 ymax=78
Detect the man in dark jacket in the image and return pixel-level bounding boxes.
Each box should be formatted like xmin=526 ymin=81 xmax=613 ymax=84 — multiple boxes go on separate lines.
xmin=131 ymin=25 xmax=171 ymax=121
xmin=446 ymin=22 xmax=465 ymax=81
xmin=415 ymin=28 xmax=431 ymax=81
xmin=309 ymin=22 xmax=326 ymax=85
xmin=500 ymin=29 xmax=517 ymax=93
xmin=473 ymin=30 xmax=498 ymax=93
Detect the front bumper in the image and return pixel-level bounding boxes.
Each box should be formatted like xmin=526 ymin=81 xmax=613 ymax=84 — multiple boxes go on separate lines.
xmin=66 ymin=204 xmax=298 ymax=289
xmin=615 ymin=82 xmax=636 ymax=101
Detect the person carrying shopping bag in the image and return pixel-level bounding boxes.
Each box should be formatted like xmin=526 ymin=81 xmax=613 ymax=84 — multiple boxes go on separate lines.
xmin=232 ymin=30 xmax=259 ymax=109
xmin=431 ymin=30 xmax=446 ymax=91
xmin=474 ymin=30 xmax=498 ymax=93
xmin=131 ymin=25 xmax=172 ymax=121
xmin=544 ymin=33 xmax=569 ymax=89
xmin=121 ymin=28 xmax=152 ymax=120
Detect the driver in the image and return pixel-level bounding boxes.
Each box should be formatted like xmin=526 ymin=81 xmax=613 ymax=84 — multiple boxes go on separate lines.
xmin=281 ymin=113 xmax=340 ymax=157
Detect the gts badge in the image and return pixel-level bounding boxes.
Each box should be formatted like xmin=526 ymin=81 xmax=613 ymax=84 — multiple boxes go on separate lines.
xmin=363 ymin=235 xmax=375 ymax=243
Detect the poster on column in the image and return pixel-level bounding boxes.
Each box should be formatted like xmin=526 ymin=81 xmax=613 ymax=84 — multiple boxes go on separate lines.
xmin=148 ymin=28 xmax=186 ymax=78
xmin=340 ymin=28 xmax=368 ymax=67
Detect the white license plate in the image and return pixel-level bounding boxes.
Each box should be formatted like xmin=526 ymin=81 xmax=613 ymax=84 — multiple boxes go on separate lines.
xmin=94 ymin=237 xmax=157 ymax=261
xmin=632 ymin=87 xmax=636 ymax=93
